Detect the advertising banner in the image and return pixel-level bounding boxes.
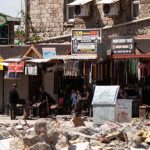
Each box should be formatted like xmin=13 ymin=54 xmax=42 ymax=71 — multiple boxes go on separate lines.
xmin=8 ymin=61 xmax=25 ymax=73
xmin=111 ymin=37 xmax=134 ymax=54
xmin=42 ymin=47 xmax=56 ymax=59
xmin=72 ymin=29 xmax=101 ymax=54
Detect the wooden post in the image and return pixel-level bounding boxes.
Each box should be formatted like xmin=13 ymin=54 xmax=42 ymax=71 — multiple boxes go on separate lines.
xmin=46 ymin=96 xmax=49 ymax=117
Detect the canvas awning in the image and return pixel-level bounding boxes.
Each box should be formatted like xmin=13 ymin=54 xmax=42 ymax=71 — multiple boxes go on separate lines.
xmin=97 ymin=0 xmax=119 ymax=4
xmin=67 ymin=0 xmax=93 ymax=6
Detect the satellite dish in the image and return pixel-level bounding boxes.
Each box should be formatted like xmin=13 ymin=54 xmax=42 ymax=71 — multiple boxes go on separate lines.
xmin=103 ymin=4 xmax=111 ymax=14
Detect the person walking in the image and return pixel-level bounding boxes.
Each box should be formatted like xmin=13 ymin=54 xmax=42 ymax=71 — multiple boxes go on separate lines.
xmin=9 ymin=83 xmax=19 ymax=120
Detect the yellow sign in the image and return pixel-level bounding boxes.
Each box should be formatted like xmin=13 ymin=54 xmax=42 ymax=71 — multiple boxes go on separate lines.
xmin=0 ymin=58 xmax=3 ymax=70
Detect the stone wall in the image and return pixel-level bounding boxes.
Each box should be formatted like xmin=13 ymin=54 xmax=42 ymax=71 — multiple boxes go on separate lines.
xmin=26 ymin=0 xmax=150 ymax=41
xmin=140 ymin=0 xmax=150 ymax=19
xmin=101 ymin=19 xmax=150 ymax=52
xmin=26 ymin=0 xmax=64 ymax=40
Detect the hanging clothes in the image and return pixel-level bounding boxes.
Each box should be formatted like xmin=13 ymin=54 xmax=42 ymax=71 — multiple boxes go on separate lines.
xmin=137 ymin=61 xmax=141 ymax=81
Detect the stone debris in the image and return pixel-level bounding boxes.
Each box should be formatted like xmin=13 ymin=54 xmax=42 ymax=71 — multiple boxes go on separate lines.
xmin=0 ymin=117 xmax=150 ymax=149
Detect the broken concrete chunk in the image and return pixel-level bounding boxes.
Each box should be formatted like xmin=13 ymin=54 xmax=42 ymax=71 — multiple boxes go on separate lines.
xmin=34 ymin=120 xmax=47 ymax=135
xmin=29 ymin=142 xmax=52 ymax=150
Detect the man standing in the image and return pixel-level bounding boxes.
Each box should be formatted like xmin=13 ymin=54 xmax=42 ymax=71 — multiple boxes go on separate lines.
xmin=9 ymin=83 xmax=19 ymax=120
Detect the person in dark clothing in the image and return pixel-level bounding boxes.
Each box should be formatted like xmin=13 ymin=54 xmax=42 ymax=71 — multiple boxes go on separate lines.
xmin=38 ymin=86 xmax=52 ymax=117
xmin=9 ymin=83 xmax=19 ymax=120
xmin=75 ymin=84 xmax=93 ymax=115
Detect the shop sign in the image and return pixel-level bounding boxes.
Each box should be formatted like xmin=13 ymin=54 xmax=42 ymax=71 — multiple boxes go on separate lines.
xmin=25 ymin=66 xmax=37 ymax=76
xmin=72 ymin=29 xmax=101 ymax=54
xmin=42 ymin=47 xmax=56 ymax=59
xmin=8 ymin=61 xmax=24 ymax=73
xmin=111 ymin=37 xmax=134 ymax=54
xmin=0 ymin=15 xmax=7 ymax=27
xmin=0 ymin=58 xmax=3 ymax=70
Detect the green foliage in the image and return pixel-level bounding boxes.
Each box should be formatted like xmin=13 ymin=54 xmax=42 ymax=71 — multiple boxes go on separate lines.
xmin=15 ymin=29 xmax=25 ymax=37
xmin=29 ymin=34 xmax=43 ymax=42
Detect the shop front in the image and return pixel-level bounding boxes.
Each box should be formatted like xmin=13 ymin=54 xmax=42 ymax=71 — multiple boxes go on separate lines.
xmin=107 ymin=36 xmax=150 ymax=117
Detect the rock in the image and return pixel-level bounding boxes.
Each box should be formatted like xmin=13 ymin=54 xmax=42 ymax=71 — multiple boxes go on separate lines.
xmin=141 ymin=142 xmax=149 ymax=149
xmin=16 ymin=124 xmax=23 ymax=130
xmin=103 ymin=146 xmax=114 ymax=150
xmin=55 ymin=134 xmax=69 ymax=150
xmin=23 ymin=135 xmax=40 ymax=147
xmin=133 ymin=136 xmax=142 ymax=148
xmin=70 ymin=142 xmax=90 ymax=150
xmin=90 ymin=139 xmax=103 ymax=146
xmin=34 ymin=120 xmax=47 ymax=135
xmin=29 ymin=142 xmax=52 ymax=150
xmin=10 ymin=138 xmax=24 ymax=150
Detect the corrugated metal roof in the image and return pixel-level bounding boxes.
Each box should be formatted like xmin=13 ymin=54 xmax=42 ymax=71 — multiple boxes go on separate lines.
xmin=3 ymin=58 xmax=22 ymax=63
xmin=25 ymin=54 xmax=97 ymax=63
xmin=51 ymin=54 xmax=97 ymax=60
xmin=26 ymin=59 xmax=50 ymax=63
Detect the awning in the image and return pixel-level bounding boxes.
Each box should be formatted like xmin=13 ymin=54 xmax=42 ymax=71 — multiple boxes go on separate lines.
xmin=108 ymin=54 xmax=150 ymax=59
xmin=25 ymin=54 xmax=97 ymax=63
xmin=4 ymin=56 xmax=33 ymax=63
xmin=26 ymin=59 xmax=50 ymax=63
xmin=0 ymin=62 xmax=9 ymax=66
xmin=3 ymin=58 xmax=22 ymax=63
xmin=51 ymin=54 xmax=97 ymax=60
xmin=67 ymin=0 xmax=93 ymax=6
xmin=97 ymin=0 xmax=119 ymax=4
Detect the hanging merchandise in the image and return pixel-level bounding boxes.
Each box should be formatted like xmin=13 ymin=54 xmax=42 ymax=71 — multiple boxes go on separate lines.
xmin=146 ymin=62 xmax=150 ymax=76
xmin=73 ymin=60 xmax=79 ymax=76
xmin=4 ymin=71 xmax=19 ymax=79
xmin=137 ymin=61 xmax=141 ymax=81
xmin=63 ymin=60 xmax=79 ymax=76
xmin=25 ymin=65 xmax=38 ymax=76
xmin=89 ymin=63 xmax=93 ymax=84
xmin=125 ymin=60 xmax=128 ymax=85
xmin=0 ymin=58 xmax=3 ymax=70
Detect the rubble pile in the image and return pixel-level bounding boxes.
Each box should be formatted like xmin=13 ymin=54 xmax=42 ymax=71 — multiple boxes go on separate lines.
xmin=0 ymin=117 xmax=150 ymax=150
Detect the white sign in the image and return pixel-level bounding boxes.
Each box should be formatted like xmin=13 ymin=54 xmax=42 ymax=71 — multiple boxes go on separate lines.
xmin=42 ymin=47 xmax=56 ymax=59
xmin=116 ymin=99 xmax=133 ymax=122
xmin=92 ymin=85 xmax=120 ymax=105
xmin=0 ymin=15 xmax=7 ymax=26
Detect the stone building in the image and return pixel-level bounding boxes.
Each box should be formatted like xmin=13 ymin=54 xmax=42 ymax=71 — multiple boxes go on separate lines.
xmin=24 ymin=0 xmax=150 ymax=117
xmin=25 ymin=0 xmax=150 ymax=43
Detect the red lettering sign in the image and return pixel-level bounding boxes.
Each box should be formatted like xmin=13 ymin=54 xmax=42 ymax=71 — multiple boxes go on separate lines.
xmin=8 ymin=62 xmax=24 ymax=73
